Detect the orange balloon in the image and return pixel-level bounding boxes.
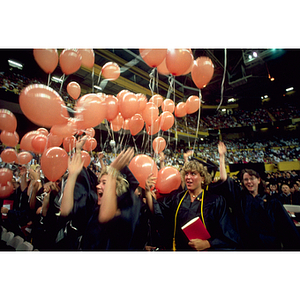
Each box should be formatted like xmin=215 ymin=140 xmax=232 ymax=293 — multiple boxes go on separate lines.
xmin=155 ymin=167 xmax=181 ymax=194
xmin=159 ymin=111 xmax=174 ymax=131
xmin=136 ymin=93 xmax=147 ymax=113
xmin=119 ymin=92 xmax=138 ymax=119
xmin=83 ymin=137 xmax=97 ymax=151
xmin=110 ymin=113 xmax=124 ymax=132
xmin=41 ymin=147 xmax=68 ymax=182
xmin=75 ymin=93 xmax=107 ymax=129
xmin=63 ymin=136 xmax=76 ymax=153
xmin=31 ymin=134 xmax=48 ymax=154
xmin=37 ymin=128 xmax=49 ymax=136
xmin=59 ymin=49 xmax=82 ymax=75
xmin=139 ymin=49 xmax=167 ymax=68
xmin=128 ymin=154 xmax=158 ymax=189
xmin=157 ymin=58 xmax=170 ymax=76
xmin=186 ymin=95 xmax=201 ymax=114
xmin=191 ymin=57 xmax=214 ymax=89
xmin=81 ymin=150 xmax=91 ymax=168
xmin=50 ymin=117 xmax=78 ymax=138
xmin=47 ymin=133 xmax=63 ymax=148
xmin=116 ymin=89 xmax=129 ymax=102
xmin=152 ymin=136 xmax=166 ymax=154
xmin=0 ymin=148 xmax=18 ymax=163
xmin=0 ymin=130 xmax=19 ymax=147
xmin=17 ymin=151 xmax=33 ymax=165
xmin=105 ymin=95 xmax=119 ymax=122
xmin=122 ymin=119 xmax=130 ymax=131
xmin=78 ymin=49 xmax=95 ymax=68
xmin=67 ymin=81 xmax=81 ymax=100
xmin=166 ymin=49 xmax=194 ymax=76
xmin=129 ymin=114 xmax=144 ymax=136
xmin=85 ymin=127 xmax=95 ymax=137
xmin=19 ymin=84 xmax=69 ymax=128
xmin=175 ymin=102 xmax=187 ymax=118
xmin=0 ymin=181 xmax=14 ymax=198
xmin=149 ymin=94 xmax=163 ymax=108
xmin=20 ymin=131 xmax=39 ymax=152
xmin=146 ymin=117 xmax=160 ymax=136
xmin=0 ymin=168 xmax=13 ymax=185
xmin=182 ymin=55 xmax=195 ymax=75
xmin=0 ymin=109 xmax=17 ymax=132
xmin=102 ymin=62 xmax=120 ymax=81
xmin=142 ymin=102 xmax=159 ymax=126
xmin=161 ymin=99 xmax=175 ymax=113
xmin=33 ymin=49 xmax=58 ymax=74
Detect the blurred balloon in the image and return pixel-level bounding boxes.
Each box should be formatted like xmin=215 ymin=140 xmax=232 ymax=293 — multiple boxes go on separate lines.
xmin=0 ymin=168 xmax=13 ymax=185
xmin=139 ymin=49 xmax=167 ymax=68
xmin=0 ymin=130 xmax=19 ymax=147
xmin=37 ymin=127 xmax=49 ymax=136
xmin=155 ymin=167 xmax=181 ymax=194
xmin=161 ymin=99 xmax=175 ymax=113
xmin=41 ymin=147 xmax=68 ymax=182
xmin=20 ymin=130 xmax=39 ymax=152
xmin=19 ymin=84 xmax=69 ymax=128
xmin=186 ymin=95 xmax=200 ymax=114
xmin=166 ymin=49 xmax=194 ymax=76
xmin=0 ymin=181 xmax=14 ymax=198
xmin=157 ymin=58 xmax=170 ymax=76
xmin=175 ymin=102 xmax=187 ymax=118
xmin=146 ymin=117 xmax=160 ymax=135
xmin=33 ymin=49 xmax=58 ymax=74
xmin=102 ymin=62 xmax=120 ymax=81
xmin=0 ymin=148 xmax=18 ymax=163
xmin=122 ymin=119 xmax=130 ymax=131
xmin=129 ymin=114 xmax=144 ymax=136
xmin=0 ymin=109 xmax=17 ymax=132
xmin=17 ymin=151 xmax=33 ymax=165
xmin=63 ymin=136 xmax=76 ymax=153
xmin=119 ymin=92 xmax=138 ymax=119
xmin=59 ymin=49 xmax=82 ymax=75
xmin=83 ymin=137 xmax=97 ymax=151
xmin=75 ymin=93 xmax=107 ymax=129
xmin=85 ymin=127 xmax=95 ymax=137
xmin=141 ymin=102 xmax=159 ymax=126
xmin=116 ymin=89 xmax=129 ymax=102
xmin=182 ymin=53 xmax=195 ymax=75
xmin=110 ymin=113 xmax=124 ymax=132
xmin=78 ymin=49 xmax=95 ymax=68
xmin=136 ymin=93 xmax=147 ymax=113
xmin=105 ymin=95 xmax=119 ymax=122
xmin=152 ymin=136 xmax=166 ymax=154
xmin=31 ymin=134 xmax=48 ymax=154
xmin=67 ymin=81 xmax=81 ymax=100
xmin=128 ymin=154 xmax=158 ymax=189
xmin=191 ymin=56 xmax=214 ymax=89
xmin=159 ymin=111 xmax=174 ymax=131
xmin=109 ymin=140 xmax=116 ymax=148
xmin=50 ymin=117 xmax=78 ymax=138
xmin=149 ymin=94 xmax=163 ymax=108
xmin=81 ymin=150 xmax=91 ymax=168
xmin=47 ymin=133 xmax=63 ymax=148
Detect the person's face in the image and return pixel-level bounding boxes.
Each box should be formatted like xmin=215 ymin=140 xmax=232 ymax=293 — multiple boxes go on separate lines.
xmin=270 ymin=184 xmax=277 ymax=192
xmin=96 ymin=174 xmax=108 ymax=205
xmin=242 ymin=173 xmax=260 ymax=195
xmin=185 ymin=170 xmax=203 ymax=191
xmin=281 ymin=184 xmax=290 ymax=195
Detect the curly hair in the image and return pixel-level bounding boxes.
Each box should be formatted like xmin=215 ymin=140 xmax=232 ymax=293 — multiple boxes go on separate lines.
xmin=181 ymin=160 xmax=212 ymax=187
xmin=98 ymin=166 xmax=129 ymax=197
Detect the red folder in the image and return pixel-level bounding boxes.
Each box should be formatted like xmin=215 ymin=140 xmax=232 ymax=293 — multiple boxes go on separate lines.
xmin=2 ymin=200 xmax=14 ymax=219
xmin=181 ymin=216 xmax=211 ymax=240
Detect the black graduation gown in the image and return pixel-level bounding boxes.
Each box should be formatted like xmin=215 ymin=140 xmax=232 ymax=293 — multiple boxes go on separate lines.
xmin=225 ymin=177 xmax=300 ymax=250
xmin=81 ymin=166 xmax=142 ymax=250
xmin=152 ymin=186 xmax=240 ymax=251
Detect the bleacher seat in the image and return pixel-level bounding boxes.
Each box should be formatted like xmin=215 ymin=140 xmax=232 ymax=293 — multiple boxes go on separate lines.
xmin=7 ymin=235 xmax=24 ymax=249
xmin=16 ymin=241 xmax=34 ymax=251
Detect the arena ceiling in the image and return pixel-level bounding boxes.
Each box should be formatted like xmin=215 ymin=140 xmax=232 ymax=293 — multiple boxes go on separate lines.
xmin=0 ymin=48 xmax=299 ymax=110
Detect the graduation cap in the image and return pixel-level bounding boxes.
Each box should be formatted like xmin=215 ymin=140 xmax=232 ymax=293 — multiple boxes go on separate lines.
xmin=189 ymin=156 xmax=218 ymax=180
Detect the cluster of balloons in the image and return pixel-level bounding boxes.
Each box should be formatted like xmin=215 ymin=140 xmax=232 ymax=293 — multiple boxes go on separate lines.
xmin=139 ymin=48 xmax=214 ymax=89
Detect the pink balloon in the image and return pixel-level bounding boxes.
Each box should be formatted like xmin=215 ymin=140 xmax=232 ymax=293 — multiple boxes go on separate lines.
xmin=63 ymin=136 xmax=76 ymax=153
xmin=0 ymin=148 xmax=18 ymax=163
xmin=50 ymin=118 xmax=78 ymax=138
xmin=110 ymin=113 xmax=124 ymax=132
xmin=136 ymin=93 xmax=147 ymax=113
xmin=129 ymin=114 xmax=144 ymax=136
xmin=0 ymin=130 xmax=19 ymax=147
xmin=102 ymin=62 xmax=120 ymax=81
xmin=155 ymin=167 xmax=181 ymax=194
xmin=37 ymin=128 xmax=49 ymax=136
xmin=186 ymin=95 xmax=201 ymax=114
xmin=20 ymin=131 xmax=39 ymax=152
xmin=17 ymin=151 xmax=33 ymax=165
xmin=78 ymin=49 xmax=95 ymax=68
xmin=31 ymin=134 xmax=48 ymax=154
xmin=191 ymin=56 xmax=214 ymax=89
xmin=152 ymin=136 xmax=166 ymax=154
xmin=146 ymin=117 xmax=161 ymax=136
xmin=159 ymin=111 xmax=174 ymax=131
xmin=119 ymin=92 xmax=138 ymax=119
xmin=0 ymin=181 xmax=14 ymax=198
xmin=67 ymin=81 xmax=81 ymax=100
xmin=149 ymin=94 xmax=163 ymax=108
xmin=85 ymin=127 xmax=95 ymax=137
xmin=82 ymin=137 xmax=97 ymax=151
xmin=0 ymin=168 xmax=13 ymax=185
xmin=33 ymin=49 xmax=58 ymax=74
xmin=166 ymin=49 xmax=194 ymax=76
xmin=81 ymin=150 xmax=91 ymax=168
xmin=161 ymin=99 xmax=175 ymax=113
xmin=0 ymin=109 xmax=17 ymax=132
xmin=128 ymin=154 xmax=158 ymax=189
xmin=141 ymin=102 xmax=159 ymax=126
xmin=105 ymin=95 xmax=119 ymax=122
xmin=139 ymin=49 xmax=167 ymax=68
xmin=175 ymin=102 xmax=187 ymax=118
xmin=46 ymin=133 xmax=63 ymax=148
xmin=59 ymin=49 xmax=82 ymax=75
xmin=157 ymin=58 xmax=170 ymax=76
xmin=19 ymin=84 xmax=69 ymax=128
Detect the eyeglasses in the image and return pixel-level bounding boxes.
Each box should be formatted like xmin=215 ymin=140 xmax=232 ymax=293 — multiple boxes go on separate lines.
xmin=243 ymin=177 xmax=258 ymax=182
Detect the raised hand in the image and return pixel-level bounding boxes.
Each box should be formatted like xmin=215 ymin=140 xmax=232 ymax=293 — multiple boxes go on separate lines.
xmin=110 ymin=148 xmax=134 ymax=172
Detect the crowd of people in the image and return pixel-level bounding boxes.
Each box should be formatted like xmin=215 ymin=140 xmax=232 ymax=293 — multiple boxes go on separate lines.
xmin=1 ymin=138 xmax=300 ymax=251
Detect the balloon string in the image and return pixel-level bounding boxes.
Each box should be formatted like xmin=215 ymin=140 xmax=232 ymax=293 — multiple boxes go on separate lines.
xmin=131 ymin=135 xmax=138 ymax=153
xmin=217 ymin=48 xmax=227 ymax=111
xmin=149 ymin=68 xmax=155 ymax=96
xmin=91 ymin=66 xmax=95 ymax=93
xmin=193 ymin=90 xmax=203 ymax=154
xmin=97 ymin=70 xmax=102 ymax=86
xmin=47 ymin=74 xmax=51 ymax=87
xmin=59 ymin=74 xmax=66 ymax=94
